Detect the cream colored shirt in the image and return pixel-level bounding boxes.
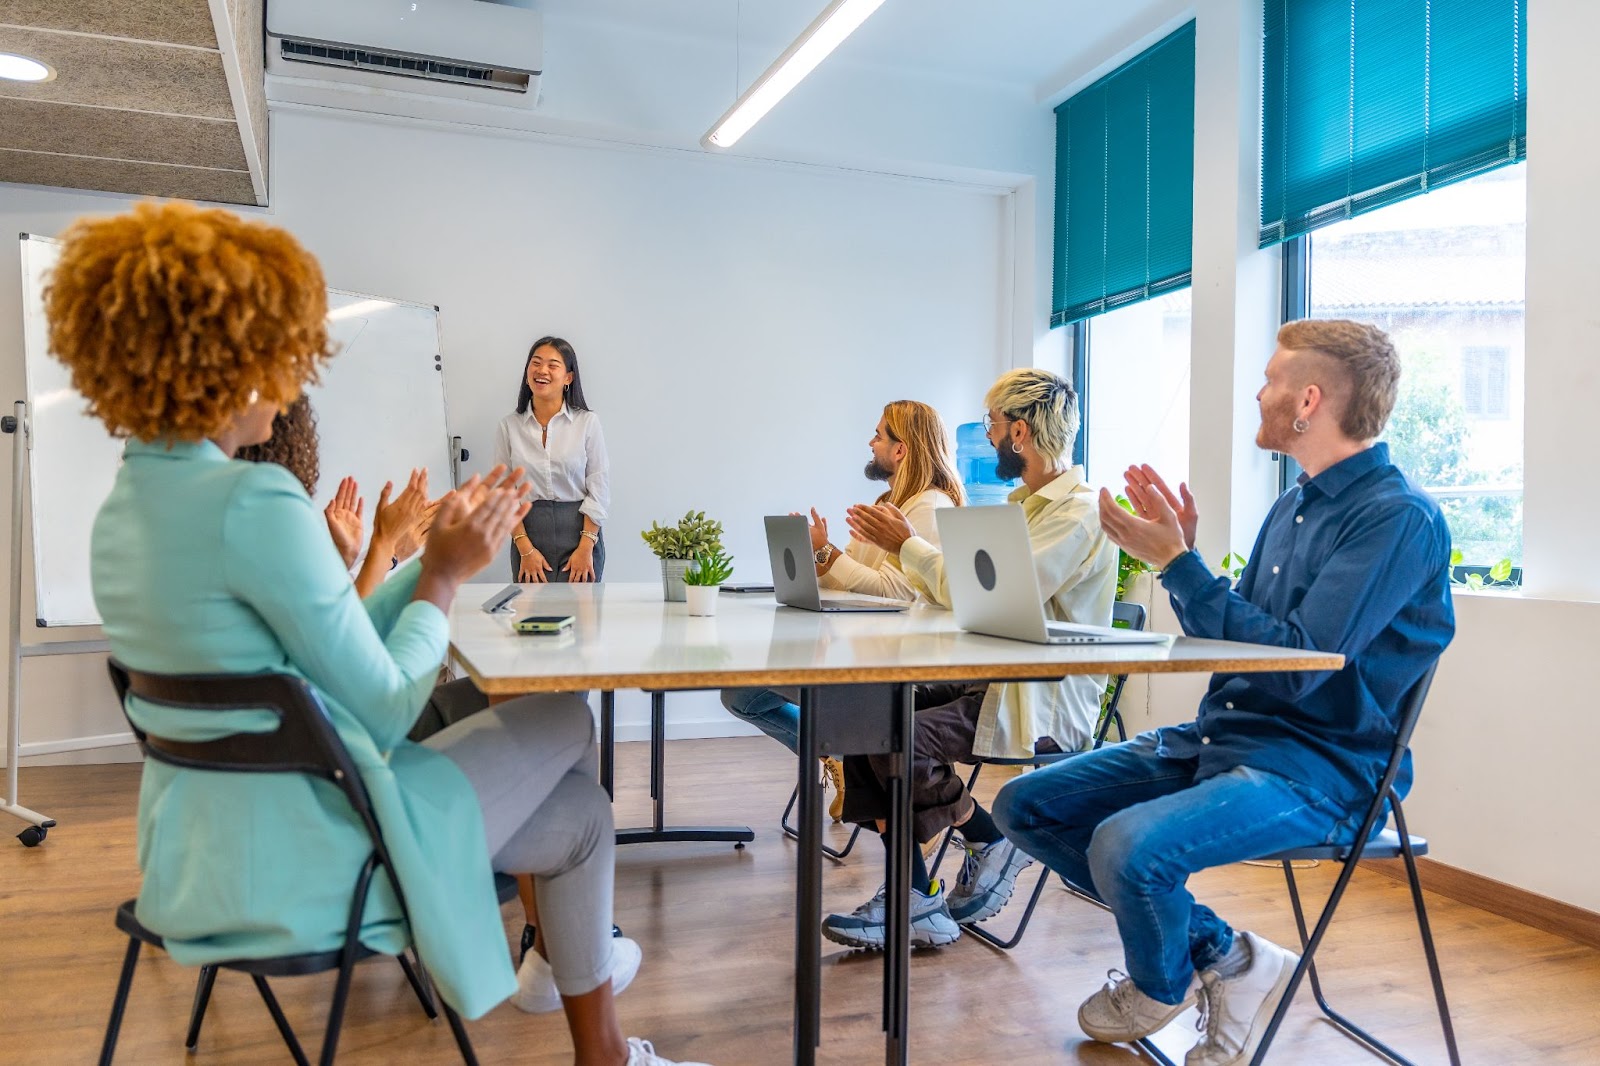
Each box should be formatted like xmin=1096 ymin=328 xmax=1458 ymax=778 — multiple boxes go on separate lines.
xmin=899 ymin=467 xmax=1118 ymax=759
xmin=819 ymin=488 xmax=955 ymax=602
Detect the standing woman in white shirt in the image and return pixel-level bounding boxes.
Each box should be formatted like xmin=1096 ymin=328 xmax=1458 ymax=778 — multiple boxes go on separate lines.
xmin=493 ymin=336 xmax=610 ymax=582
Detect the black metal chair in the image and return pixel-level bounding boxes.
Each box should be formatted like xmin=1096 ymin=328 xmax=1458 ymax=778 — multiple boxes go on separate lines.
xmin=780 ymin=762 xmax=863 ymax=861
xmin=927 ymin=599 xmax=1147 ymax=949
xmin=99 ymin=661 xmax=479 ymax=1066
xmin=1136 ymin=661 xmax=1459 ymax=1066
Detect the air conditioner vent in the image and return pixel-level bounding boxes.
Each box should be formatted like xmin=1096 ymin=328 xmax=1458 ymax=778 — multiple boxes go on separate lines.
xmin=279 ymin=39 xmax=530 ymax=93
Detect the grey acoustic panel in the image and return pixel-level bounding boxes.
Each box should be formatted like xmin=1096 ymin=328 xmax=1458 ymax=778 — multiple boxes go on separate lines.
xmin=0 ymin=150 xmax=256 ymax=206
xmin=0 ymin=0 xmax=218 ymax=49
xmin=0 ymin=98 xmax=248 ymax=170
xmin=229 ymin=0 xmax=269 ymax=183
xmin=0 ymin=27 xmax=234 ymax=120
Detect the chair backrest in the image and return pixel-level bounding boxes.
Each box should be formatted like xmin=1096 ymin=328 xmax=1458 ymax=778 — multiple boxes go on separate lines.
xmin=107 ymin=660 xmax=394 ymax=888
xmin=1093 ymin=601 xmax=1150 ymax=747
xmin=1342 ymin=659 xmax=1441 ymax=848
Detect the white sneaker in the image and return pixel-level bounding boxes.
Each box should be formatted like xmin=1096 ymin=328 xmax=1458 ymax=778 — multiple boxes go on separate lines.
xmin=1078 ymin=969 xmax=1198 ymax=1043
xmin=1185 ymin=931 xmax=1299 ymax=1066
xmin=625 ymin=1037 xmax=713 ymax=1066
xmin=511 ymin=936 xmax=642 ymax=1014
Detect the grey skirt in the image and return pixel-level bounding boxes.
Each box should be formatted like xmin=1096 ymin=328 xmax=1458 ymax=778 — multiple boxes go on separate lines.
xmin=510 ymin=499 xmax=605 ymax=582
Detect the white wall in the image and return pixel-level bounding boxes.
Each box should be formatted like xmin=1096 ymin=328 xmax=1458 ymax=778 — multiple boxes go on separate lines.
xmin=0 ymin=106 xmax=1008 ymax=759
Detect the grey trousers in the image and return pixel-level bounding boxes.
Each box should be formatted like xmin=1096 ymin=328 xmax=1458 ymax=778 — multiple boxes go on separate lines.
xmin=424 ymin=693 xmax=616 ymax=997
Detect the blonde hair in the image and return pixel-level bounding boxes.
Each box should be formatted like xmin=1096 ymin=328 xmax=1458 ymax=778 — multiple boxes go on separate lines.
xmin=45 ymin=201 xmax=332 ymax=442
xmin=984 ymin=369 xmax=1079 ymax=463
xmin=1277 ymin=319 xmax=1400 ymax=441
xmin=880 ymin=400 xmax=965 ymax=509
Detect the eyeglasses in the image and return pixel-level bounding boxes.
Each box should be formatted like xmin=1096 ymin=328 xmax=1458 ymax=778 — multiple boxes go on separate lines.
xmin=982 ymin=414 xmax=1015 ymax=432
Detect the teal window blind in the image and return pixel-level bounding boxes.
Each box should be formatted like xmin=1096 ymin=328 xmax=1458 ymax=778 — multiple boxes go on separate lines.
xmin=1260 ymin=0 xmax=1526 ymax=247
xmin=1052 ymin=22 xmax=1196 ymax=327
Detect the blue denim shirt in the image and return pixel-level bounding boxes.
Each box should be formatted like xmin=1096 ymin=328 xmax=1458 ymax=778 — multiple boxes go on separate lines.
xmin=1155 ymin=444 xmax=1455 ymax=809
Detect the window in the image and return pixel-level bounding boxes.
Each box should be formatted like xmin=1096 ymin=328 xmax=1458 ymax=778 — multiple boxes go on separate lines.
xmin=1462 ymin=346 xmax=1510 ymax=419
xmin=1083 ymin=289 xmax=1192 ymax=490
xmin=1302 ymin=164 xmax=1525 ymax=571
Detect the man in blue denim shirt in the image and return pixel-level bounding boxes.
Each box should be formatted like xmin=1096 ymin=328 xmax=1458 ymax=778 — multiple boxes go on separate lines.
xmin=994 ymin=320 xmax=1453 ymax=1066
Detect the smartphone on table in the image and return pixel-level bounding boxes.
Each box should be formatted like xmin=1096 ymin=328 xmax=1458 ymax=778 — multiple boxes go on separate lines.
xmin=514 ymin=614 xmax=575 ymax=635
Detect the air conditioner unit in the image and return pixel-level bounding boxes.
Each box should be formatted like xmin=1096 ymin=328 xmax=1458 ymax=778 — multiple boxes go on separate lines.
xmin=266 ymin=0 xmax=543 ymax=107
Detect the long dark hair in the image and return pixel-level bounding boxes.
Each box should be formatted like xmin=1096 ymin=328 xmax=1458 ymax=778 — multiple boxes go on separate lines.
xmin=236 ymin=395 xmax=320 ymax=495
xmin=515 ymin=336 xmax=591 ymax=414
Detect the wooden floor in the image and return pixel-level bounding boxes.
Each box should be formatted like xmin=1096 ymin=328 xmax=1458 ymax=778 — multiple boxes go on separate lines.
xmin=3 ymin=738 xmax=1598 ymax=1065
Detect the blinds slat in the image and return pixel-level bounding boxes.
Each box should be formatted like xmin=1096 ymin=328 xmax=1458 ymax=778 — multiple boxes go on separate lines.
xmin=1052 ymin=22 xmax=1195 ymax=327
xmin=1260 ymin=0 xmax=1526 ymax=247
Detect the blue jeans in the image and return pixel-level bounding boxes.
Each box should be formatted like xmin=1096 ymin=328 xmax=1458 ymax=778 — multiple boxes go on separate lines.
xmin=720 ymin=688 xmax=800 ymax=753
xmin=993 ymin=731 xmax=1362 ymax=1005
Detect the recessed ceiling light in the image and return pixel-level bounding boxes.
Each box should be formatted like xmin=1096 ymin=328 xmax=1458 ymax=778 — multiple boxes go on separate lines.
xmin=0 ymin=53 xmax=55 ymax=83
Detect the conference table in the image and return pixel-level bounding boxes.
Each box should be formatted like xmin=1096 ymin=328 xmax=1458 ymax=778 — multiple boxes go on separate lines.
xmin=448 ymin=582 xmax=1343 ymax=1066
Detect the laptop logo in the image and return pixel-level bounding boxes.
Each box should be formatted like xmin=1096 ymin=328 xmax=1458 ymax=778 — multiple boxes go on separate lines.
xmin=974 ymin=550 xmax=997 ymax=591
xmin=783 ymin=548 xmax=798 ymax=582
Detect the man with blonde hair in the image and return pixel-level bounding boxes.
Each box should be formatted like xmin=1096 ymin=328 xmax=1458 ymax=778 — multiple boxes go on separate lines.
xmin=828 ymin=369 xmax=1117 ymax=949
xmin=994 ymin=320 xmax=1454 ymax=1065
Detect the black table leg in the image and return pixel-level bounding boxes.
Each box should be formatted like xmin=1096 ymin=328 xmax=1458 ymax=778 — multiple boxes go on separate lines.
xmin=614 ymin=690 xmax=756 ymax=848
xmin=600 ymin=691 xmax=615 ymax=799
xmin=883 ymin=682 xmax=913 ymax=1066
xmin=793 ymin=687 xmax=822 ymax=1066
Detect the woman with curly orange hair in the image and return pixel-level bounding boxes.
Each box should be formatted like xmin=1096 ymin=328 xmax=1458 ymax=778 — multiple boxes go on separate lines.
xmin=52 ymin=202 xmax=705 ymax=1066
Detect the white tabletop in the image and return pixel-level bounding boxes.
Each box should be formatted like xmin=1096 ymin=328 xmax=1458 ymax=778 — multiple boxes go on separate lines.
xmin=448 ymin=583 xmax=1343 ymax=695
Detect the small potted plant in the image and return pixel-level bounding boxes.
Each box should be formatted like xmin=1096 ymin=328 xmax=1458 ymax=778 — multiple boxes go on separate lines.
xmin=682 ymin=550 xmax=735 ymax=616
xmin=641 ymin=510 xmax=725 ymax=602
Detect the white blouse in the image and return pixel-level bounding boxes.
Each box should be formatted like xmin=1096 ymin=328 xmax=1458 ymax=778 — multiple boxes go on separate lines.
xmin=492 ymin=405 xmax=610 ymax=525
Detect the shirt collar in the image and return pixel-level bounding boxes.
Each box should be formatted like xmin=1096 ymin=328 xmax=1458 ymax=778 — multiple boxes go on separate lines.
xmin=523 ymin=403 xmax=574 ymax=425
xmin=123 ymin=438 xmax=231 ymax=463
xmin=1006 ymin=466 xmax=1085 ymax=505
xmin=1296 ymin=442 xmax=1390 ymax=499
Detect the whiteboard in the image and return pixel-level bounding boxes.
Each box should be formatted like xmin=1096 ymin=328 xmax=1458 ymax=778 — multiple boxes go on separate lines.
xmin=17 ymin=234 xmax=455 ymax=627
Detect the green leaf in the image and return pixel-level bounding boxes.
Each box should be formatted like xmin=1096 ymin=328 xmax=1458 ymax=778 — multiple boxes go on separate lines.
xmin=1449 ymin=548 xmax=1463 ymax=567
xmin=1488 ymin=557 xmax=1513 ymax=583
xmin=1465 ymin=573 xmax=1484 ymax=591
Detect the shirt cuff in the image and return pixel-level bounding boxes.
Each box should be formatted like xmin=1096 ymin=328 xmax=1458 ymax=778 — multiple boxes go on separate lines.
xmin=579 ymin=499 xmax=607 ymax=526
xmin=1158 ymin=549 xmax=1214 ymax=605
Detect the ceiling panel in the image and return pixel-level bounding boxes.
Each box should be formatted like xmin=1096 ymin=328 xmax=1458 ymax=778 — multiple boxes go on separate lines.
xmin=0 ymin=0 xmax=217 ymax=49
xmin=0 ymin=149 xmax=256 ymax=206
xmin=0 ymin=98 xmax=247 ymax=170
xmin=0 ymin=27 xmax=234 ymax=120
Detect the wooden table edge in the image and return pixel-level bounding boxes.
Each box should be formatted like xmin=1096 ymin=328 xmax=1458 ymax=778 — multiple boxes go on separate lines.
xmin=448 ymin=648 xmax=1345 ymax=696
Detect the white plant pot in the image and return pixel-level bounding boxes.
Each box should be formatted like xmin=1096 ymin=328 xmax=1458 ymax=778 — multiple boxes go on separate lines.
xmin=684 ymin=584 xmax=719 ymax=616
xmin=660 ymin=558 xmax=691 ymax=602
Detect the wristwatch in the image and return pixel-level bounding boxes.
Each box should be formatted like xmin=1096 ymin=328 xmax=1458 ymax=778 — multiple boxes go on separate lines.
xmin=813 ymin=544 xmax=835 ymax=567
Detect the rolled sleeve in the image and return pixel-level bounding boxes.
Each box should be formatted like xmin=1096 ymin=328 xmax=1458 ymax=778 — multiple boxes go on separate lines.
xmin=580 ymin=416 xmax=610 ymax=525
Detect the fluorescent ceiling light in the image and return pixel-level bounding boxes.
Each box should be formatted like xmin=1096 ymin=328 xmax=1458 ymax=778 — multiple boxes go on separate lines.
xmin=701 ymin=0 xmax=887 ymax=149
xmin=0 ymin=53 xmax=54 ymax=83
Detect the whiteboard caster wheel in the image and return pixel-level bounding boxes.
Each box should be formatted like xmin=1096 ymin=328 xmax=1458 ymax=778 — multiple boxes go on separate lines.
xmin=734 ymin=841 xmax=746 ymax=851
xmin=17 ymin=825 xmax=47 ymax=847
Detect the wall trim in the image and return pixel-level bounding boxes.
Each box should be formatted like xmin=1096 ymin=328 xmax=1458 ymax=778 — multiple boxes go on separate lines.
xmin=1360 ymin=856 xmax=1600 ymax=951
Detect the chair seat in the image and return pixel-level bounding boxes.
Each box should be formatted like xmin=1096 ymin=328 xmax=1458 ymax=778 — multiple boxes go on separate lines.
xmin=1260 ymin=828 xmax=1427 ymax=862
xmin=115 ymin=899 xmax=383 ymax=978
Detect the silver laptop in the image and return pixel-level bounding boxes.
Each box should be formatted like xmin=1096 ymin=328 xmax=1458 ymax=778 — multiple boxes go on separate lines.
xmin=764 ymin=516 xmax=908 ymax=613
xmin=937 ymin=505 xmax=1169 ymax=645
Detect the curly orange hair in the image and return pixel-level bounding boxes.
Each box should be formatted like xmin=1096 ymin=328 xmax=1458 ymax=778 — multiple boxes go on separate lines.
xmin=44 ymin=201 xmax=333 ymax=442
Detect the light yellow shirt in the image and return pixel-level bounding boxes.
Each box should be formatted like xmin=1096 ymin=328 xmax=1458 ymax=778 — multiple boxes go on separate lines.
xmin=899 ymin=467 xmax=1117 ymax=758
xmin=820 ymin=488 xmax=955 ymax=602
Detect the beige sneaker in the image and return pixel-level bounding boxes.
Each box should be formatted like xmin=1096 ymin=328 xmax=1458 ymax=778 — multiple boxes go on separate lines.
xmin=1078 ymin=969 xmax=1198 ymax=1043
xmin=822 ymin=757 xmax=846 ymax=822
xmin=1185 ymin=931 xmax=1299 ymax=1065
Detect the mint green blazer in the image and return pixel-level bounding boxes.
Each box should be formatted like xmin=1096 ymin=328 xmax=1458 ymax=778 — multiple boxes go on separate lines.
xmin=92 ymin=439 xmax=515 ymax=1019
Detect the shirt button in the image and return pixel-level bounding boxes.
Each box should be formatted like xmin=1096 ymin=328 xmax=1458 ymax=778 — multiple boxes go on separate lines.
xmin=1202 ymin=736 xmax=1211 ymax=745
xmin=1224 ymin=702 xmax=1234 ymax=710
xmin=1295 ymin=515 xmax=1304 ymax=524
xmin=1272 ymin=565 xmax=1281 ymax=574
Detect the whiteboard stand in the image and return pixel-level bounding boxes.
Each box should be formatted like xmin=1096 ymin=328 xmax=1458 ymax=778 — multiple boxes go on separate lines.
xmin=2 ymin=400 xmax=109 ymax=846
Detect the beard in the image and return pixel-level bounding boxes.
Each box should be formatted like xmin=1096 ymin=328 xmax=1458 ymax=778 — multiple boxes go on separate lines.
xmin=1255 ymin=393 xmax=1300 ymax=452
xmin=864 ymin=458 xmax=894 ymax=482
xmin=994 ymin=439 xmax=1026 ymax=482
